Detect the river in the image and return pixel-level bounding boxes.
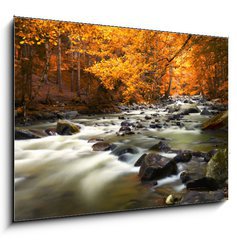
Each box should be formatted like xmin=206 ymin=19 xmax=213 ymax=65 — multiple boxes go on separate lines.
xmin=14 ymin=101 xmax=227 ymax=221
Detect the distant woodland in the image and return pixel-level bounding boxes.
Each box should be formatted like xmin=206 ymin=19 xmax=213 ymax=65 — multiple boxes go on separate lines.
xmin=14 ymin=17 xmax=228 ymax=110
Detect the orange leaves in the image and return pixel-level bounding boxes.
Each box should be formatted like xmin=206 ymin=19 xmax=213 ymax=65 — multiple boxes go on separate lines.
xmin=14 ymin=17 xmax=228 ymax=102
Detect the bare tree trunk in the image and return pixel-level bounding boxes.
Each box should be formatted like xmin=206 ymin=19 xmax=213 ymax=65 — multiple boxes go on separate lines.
xmin=27 ymin=45 xmax=32 ymax=100
xmin=76 ymin=52 xmax=80 ymax=97
xmin=165 ymin=65 xmax=173 ymax=98
xmin=21 ymin=44 xmax=32 ymax=118
xmin=71 ymin=51 xmax=74 ymax=92
xmin=57 ymin=36 xmax=62 ymax=92
xmin=87 ymin=55 xmax=92 ymax=96
xmin=44 ymin=42 xmax=50 ymax=84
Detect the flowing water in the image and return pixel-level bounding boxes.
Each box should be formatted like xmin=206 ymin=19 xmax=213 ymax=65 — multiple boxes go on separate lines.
xmin=14 ymin=103 xmax=227 ymax=221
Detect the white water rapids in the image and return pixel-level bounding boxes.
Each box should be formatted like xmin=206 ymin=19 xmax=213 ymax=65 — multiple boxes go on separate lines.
xmin=14 ymin=105 xmax=226 ymax=221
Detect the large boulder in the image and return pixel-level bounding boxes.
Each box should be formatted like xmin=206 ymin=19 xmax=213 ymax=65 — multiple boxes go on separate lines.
xmin=139 ymin=153 xmax=177 ymax=181
xmin=167 ymin=104 xmax=181 ymax=113
xmin=56 ymin=120 xmax=81 ymax=135
xmin=206 ymin=148 xmax=228 ymax=184
xmin=134 ymin=153 xmax=147 ymax=167
xmin=202 ymin=111 xmax=228 ymax=130
xmin=178 ymin=104 xmax=200 ymax=115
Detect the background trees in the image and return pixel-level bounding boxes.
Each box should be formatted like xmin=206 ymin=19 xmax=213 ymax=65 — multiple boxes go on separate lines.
xmin=14 ymin=17 xmax=228 ymax=107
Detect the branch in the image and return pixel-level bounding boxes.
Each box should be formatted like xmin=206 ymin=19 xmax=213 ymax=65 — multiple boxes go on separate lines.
xmin=158 ymin=34 xmax=192 ymax=80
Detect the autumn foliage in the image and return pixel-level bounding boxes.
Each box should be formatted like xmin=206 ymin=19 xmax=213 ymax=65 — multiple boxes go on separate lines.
xmin=14 ymin=17 xmax=228 ymax=107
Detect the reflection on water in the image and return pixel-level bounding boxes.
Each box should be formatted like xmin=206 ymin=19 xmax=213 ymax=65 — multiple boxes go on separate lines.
xmin=14 ymin=107 xmax=227 ymax=221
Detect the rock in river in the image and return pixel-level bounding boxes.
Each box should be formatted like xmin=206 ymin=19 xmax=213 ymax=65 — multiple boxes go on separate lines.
xmin=186 ymin=177 xmax=219 ymax=191
xmin=134 ymin=153 xmax=147 ymax=166
xmin=202 ymin=111 xmax=228 ymax=130
xmin=206 ymin=148 xmax=228 ymax=185
xmin=112 ymin=145 xmax=139 ymax=156
xmin=56 ymin=120 xmax=81 ymax=135
xmin=173 ymin=151 xmax=192 ymax=162
xmin=200 ymin=108 xmax=212 ymax=116
xmin=178 ymin=103 xmax=200 ymax=115
xmin=92 ymin=142 xmax=112 ymax=151
xmin=15 ymin=128 xmax=44 ymax=140
xmin=149 ymin=141 xmax=171 ymax=152
xmin=180 ymin=190 xmax=225 ymax=205
xmin=139 ymin=153 xmax=177 ymax=181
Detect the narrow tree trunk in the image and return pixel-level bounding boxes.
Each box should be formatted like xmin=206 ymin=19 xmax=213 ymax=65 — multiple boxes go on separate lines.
xmin=76 ymin=52 xmax=80 ymax=97
xmin=165 ymin=65 xmax=173 ymax=98
xmin=57 ymin=36 xmax=62 ymax=92
xmin=87 ymin=55 xmax=91 ymax=96
xmin=44 ymin=42 xmax=50 ymax=84
xmin=27 ymin=45 xmax=32 ymax=100
xmin=71 ymin=51 xmax=74 ymax=92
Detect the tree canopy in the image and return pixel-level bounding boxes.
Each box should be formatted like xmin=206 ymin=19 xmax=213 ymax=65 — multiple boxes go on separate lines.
xmin=14 ymin=17 xmax=228 ymax=106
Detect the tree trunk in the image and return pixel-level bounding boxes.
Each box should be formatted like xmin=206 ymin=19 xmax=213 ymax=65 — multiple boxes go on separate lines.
xmin=87 ymin=55 xmax=91 ymax=96
xmin=27 ymin=45 xmax=32 ymax=100
xmin=71 ymin=51 xmax=74 ymax=92
xmin=165 ymin=65 xmax=173 ymax=98
xmin=57 ymin=36 xmax=62 ymax=92
xmin=76 ymin=52 xmax=80 ymax=97
xmin=44 ymin=42 xmax=50 ymax=84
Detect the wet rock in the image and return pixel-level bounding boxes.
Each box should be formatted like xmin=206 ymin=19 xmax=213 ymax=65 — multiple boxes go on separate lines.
xmin=202 ymin=111 xmax=228 ymax=130
xmin=121 ymin=120 xmax=133 ymax=127
xmin=200 ymin=108 xmax=212 ymax=116
xmin=118 ymin=116 xmax=125 ymax=120
xmin=178 ymin=104 xmax=200 ymax=115
xmin=149 ymin=123 xmax=162 ymax=129
xmin=180 ymin=190 xmax=225 ymax=205
xmin=204 ymin=149 xmax=218 ymax=162
xmin=112 ymin=145 xmax=139 ymax=156
xmin=167 ymin=104 xmax=180 ymax=113
xmin=119 ymin=126 xmax=132 ymax=132
xmin=139 ymin=153 xmax=177 ymax=181
xmin=134 ymin=153 xmax=147 ymax=166
xmin=180 ymin=171 xmax=191 ymax=183
xmin=149 ymin=141 xmax=171 ymax=152
xmin=135 ymin=122 xmax=144 ymax=128
xmin=15 ymin=128 xmax=43 ymax=140
xmin=88 ymin=138 xmax=104 ymax=143
xmin=56 ymin=120 xmax=81 ymax=135
xmin=168 ymin=114 xmax=181 ymax=121
xmin=192 ymin=151 xmax=206 ymax=158
xmin=92 ymin=142 xmax=112 ymax=151
xmin=206 ymin=148 xmax=228 ymax=184
xmin=186 ymin=177 xmax=219 ymax=191
xmin=45 ymin=128 xmax=57 ymax=136
xmin=145 ymin=115 xmax=152 ymax=120
xmin=173 ymin=151 xmax=192 ymax=162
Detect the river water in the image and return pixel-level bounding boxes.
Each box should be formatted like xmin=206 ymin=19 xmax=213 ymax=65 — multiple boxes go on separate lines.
xmin=14 ymin=104 xmax=227 ymax=221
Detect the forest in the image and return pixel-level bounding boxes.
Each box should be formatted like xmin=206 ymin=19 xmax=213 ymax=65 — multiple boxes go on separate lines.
xmin=14 ymin=17 xmax=228 ymax=117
